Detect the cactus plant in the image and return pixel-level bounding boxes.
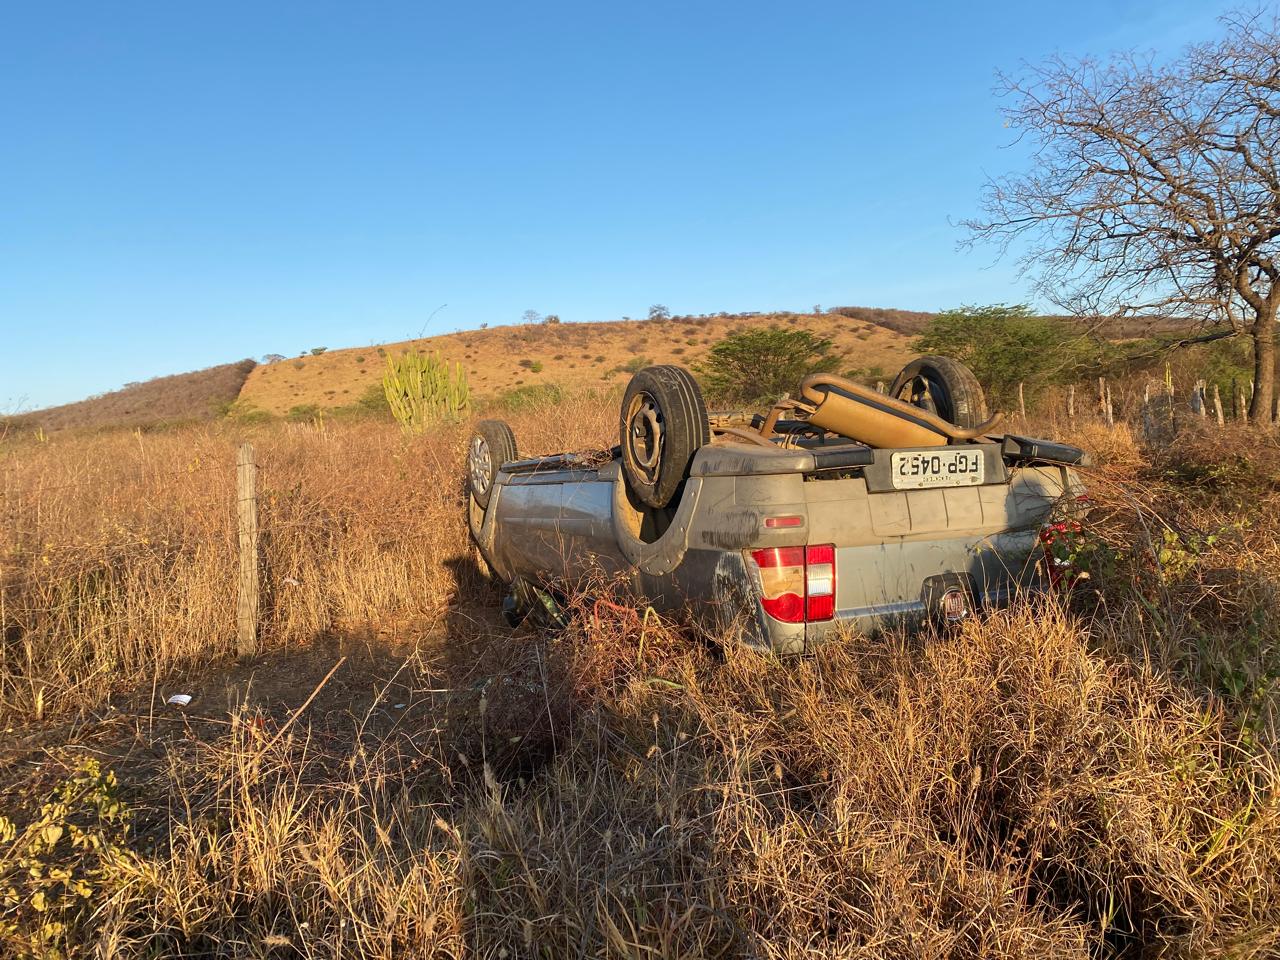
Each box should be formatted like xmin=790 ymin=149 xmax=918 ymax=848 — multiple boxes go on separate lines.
xmin=382 ymin=351 xmax=470 ymax=432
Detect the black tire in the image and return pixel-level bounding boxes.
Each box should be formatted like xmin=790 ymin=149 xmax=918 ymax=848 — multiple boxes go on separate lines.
xmin=619 ymin=365 xmax=710 ymax=509
xmin=468 ymin=419 xmax=518 ymax=508
xmin=888 ymin=355 xmax=988 ymax=429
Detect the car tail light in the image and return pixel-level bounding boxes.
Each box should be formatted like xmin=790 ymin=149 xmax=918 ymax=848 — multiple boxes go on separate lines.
xmin=805 ymin=544 xmax=835 ymax=621
xmin=749 ymin=544 xmax=836 ymax=623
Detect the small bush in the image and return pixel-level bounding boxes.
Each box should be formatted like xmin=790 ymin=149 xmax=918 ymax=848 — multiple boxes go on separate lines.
xmin=695 ymin=327 xmax=843 ymax=404
xmin=356 ymin=383 xmax=390 ymax=415
xmin=611 ymin=356 xmax=652 ymax=376
xmin=490 ymin=383 xmax=564 ymax=411
xmin=286 ymin=404 xmax=322 ymax=423
xmin=224 ymin=400 xmax=274 ymax=424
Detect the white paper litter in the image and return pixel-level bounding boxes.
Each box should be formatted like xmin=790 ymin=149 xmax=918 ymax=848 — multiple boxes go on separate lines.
xmin=166 ymin=694 xmax=192 ymax=707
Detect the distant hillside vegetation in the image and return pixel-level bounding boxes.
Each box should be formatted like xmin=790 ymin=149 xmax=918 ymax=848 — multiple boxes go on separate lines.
xmin=3 ymin=305 xmax=1200 ymax=434
xmin=238 ymin=311 xmax=918 ymax=416
xmin=3 ymin=359 xmax=256 ymax=435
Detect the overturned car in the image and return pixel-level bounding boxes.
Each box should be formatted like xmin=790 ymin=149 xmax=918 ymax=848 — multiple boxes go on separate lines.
xmin=466 ymin=358 xmax=1086 ymax=652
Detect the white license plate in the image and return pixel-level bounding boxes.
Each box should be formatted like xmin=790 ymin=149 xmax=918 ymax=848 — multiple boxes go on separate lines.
xmin=890 ymin=450 xmax=984 ymax=489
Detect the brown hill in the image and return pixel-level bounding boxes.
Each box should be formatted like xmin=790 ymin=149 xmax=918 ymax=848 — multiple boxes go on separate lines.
xmin=3 ymin=359 xmax=256 ymax=435
xmin=239 ymin=310 xmax=917 ymax=416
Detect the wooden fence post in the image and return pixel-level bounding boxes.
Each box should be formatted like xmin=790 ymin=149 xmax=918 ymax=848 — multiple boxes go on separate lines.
xmin=236 ymin=442 xmax=260 ymax=657
xmin=1213 ymin=384 xmax=1225 ymax=426
xmin=1017 ymin=382 xmax=1026 ymax=421
xmin=1105 ymin=383 xmax=1115 ymax=427
xmin=1067 ymin=384 xmax=1075 ymax=420
xmin=1191 ymin=380 xmax=1206 ymax=418
xmin=1097 ymin=377 xmax=1106 ymax=420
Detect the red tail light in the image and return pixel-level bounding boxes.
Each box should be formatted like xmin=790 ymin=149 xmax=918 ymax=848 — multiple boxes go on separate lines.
xmin=805 ymin=544 xmax=835 ymax=621
xmin=750 ymin=544 xmax=836 ymax=623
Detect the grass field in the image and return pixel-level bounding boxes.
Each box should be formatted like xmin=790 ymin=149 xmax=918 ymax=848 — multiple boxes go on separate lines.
xmin=2 ymin=394 xmax=1278 ymax=957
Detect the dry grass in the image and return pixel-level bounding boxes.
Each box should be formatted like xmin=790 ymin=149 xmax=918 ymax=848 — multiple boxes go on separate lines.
xmin=2 ymin=396 xmax=1279 ymax=958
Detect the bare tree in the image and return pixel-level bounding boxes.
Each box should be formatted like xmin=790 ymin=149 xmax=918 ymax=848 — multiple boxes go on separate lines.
xmin=966 ymin=10 xmax=1280 ymax=420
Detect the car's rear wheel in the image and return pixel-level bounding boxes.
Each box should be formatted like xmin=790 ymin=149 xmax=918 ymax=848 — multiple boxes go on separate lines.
xmin=619 ymin=365 xmax=710 ymax=509
xmin=889 ymin=355 xmax=988 ymax=429
xmin=468 ymin=419 xmax=518 ymax=508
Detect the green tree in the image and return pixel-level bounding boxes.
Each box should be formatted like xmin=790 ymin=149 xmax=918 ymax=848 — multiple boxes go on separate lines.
xmin=696 ymin=327 xmax=842 ymax=404
xmin=964 ymin=13 xmax=1280 ymax=420
xmin=912 ymin=305 xmax=1104 ymax=408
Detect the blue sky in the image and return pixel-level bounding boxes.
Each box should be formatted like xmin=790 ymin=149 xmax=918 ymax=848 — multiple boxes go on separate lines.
xmin=1 ymin=0 xmax=1239 ymax=410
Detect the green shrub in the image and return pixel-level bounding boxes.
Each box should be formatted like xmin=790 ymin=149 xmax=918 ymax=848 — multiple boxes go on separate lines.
xmin=490 ymin=383 xmax=564 ymax=411
xmin=286 ymin=404 xmax=322 ymax=423
xmin=224 ymin=399 xmax=275 ymax=424
xmin=695 ymin=327 xmax=842 ymax=404
xmin=613 ymin=356 xmax=651 ymax=376
xmin=1195 ymin=337 xmax=1254 ymax=406
xmin=913 ymin=305 xmax=1111 ymax=408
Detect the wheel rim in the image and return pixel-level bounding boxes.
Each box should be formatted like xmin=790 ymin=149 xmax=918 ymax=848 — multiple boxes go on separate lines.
xmin=469 ymin=435 xmax=493 ymax=496
xmin=898 ymin=374 xmax=940 ymax=417
xmin=625 ymin=393 xmax=663 ymax=483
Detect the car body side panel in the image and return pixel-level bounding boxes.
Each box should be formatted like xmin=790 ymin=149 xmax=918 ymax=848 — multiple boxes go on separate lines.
xmin=490 ymin=468 xmax=629 ymax=583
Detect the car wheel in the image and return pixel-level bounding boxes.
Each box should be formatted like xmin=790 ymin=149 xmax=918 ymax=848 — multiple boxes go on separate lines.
xmin=889 ymin=355 xmax=988 ymax=429
xmin=619 ymin=365 xmax=710 ymax=509
xmin=468 ymin=419 xmax=518 ymax=508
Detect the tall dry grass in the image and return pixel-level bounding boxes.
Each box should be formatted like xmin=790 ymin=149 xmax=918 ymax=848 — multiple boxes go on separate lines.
xmin=2 ymin=395 xmax=1279 ymax=957
xmin=0 ymin=391 xmax=616 ymax=720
